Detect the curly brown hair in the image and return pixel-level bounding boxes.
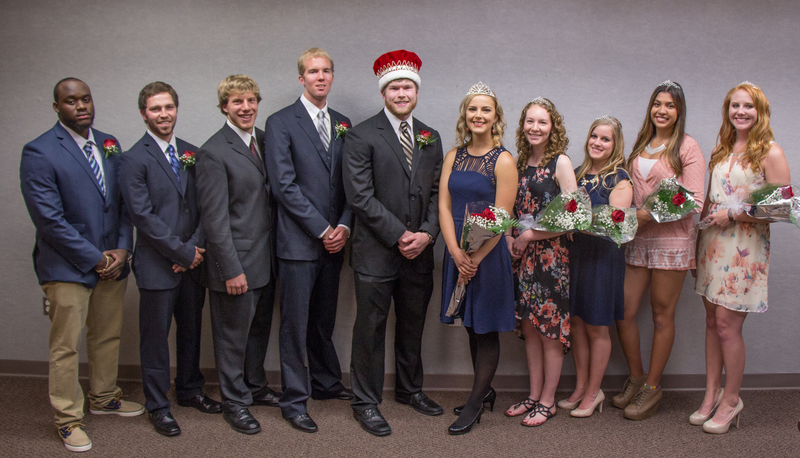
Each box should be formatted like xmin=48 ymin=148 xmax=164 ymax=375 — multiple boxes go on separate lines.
xmin=454 ymin=93 xmax=506 ymax=149
xmin=515 ymin=98 xmax=569 ymax=173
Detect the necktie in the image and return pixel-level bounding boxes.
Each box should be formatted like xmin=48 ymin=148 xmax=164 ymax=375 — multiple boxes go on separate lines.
xmin=400 ymin=121 xmax=413 ymax=170
xmin=82 ymin=141 xmax=105 ymax=196
xmin=317 ymin=110 xmax=330 ymax=152
xmin=167 ymin=145 xmax=181 ymax=185
xmin=249 ymin=137 xmax=259 ymax=158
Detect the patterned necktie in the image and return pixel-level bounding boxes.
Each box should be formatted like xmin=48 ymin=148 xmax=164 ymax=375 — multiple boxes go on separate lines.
xmin=82 ymin=141 xmax=105 ymax=196
xmin=249 ymin=137 xmax=259 ymax=158
xmin=400 ymin=121 xmax=413 ymax=170
xmin=167 ymin=144 xmax=181 ymax=185
xmin=317 ymin=110 xmax=330 ymax=152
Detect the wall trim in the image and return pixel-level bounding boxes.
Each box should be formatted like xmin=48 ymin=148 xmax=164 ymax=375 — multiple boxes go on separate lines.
xmin=2 ymin=360 xmax=798 ymax=391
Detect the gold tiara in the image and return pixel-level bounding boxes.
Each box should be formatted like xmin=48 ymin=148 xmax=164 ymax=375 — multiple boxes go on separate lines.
xmin=466 ymin=81 xmax=495 ymax=98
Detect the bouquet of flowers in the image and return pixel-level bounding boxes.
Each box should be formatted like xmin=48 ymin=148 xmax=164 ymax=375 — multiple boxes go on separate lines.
xmin=587 ymin=205 xmax=638 ymax=247
xmin=744 ymin=183 xmax=800 ymax=227
xmin=445 ymin=201 xmax=518 ymax=318
xmin=519 ymin=188 xmax=592 ymax=233
xmin=642 ymin=177 xmax=700 ymax=223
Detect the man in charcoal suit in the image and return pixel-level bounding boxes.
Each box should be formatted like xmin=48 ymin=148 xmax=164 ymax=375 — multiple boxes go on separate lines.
xmin=343 ymin=50 xmax=445 ymax=437
xmin=118 ymin=81 xmax=222 ymax=437
xmin=195 ymin=75 xmax=279 ymax=435
xmin=263 ymin=48 xmax=353 ymax=433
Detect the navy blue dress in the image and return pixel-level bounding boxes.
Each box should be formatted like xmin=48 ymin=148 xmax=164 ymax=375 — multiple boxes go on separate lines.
xmin=568 ymin=169 xmax=630 ymax=326
xmin=440 ymin=147 xmax=515 ymax=334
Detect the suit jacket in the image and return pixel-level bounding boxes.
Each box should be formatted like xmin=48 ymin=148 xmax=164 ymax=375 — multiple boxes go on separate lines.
xmin=19 ymin=122 xmax=132 ymax=288
xmin=196 ymin=123 xmax=275 ymax=292
xmin=118 ymin=133 xmax=205 ymax=290
xmin=263 ymin=98 xmax=353 ymax=261
xmin=343 ymin=110 xmax=443 ymax=277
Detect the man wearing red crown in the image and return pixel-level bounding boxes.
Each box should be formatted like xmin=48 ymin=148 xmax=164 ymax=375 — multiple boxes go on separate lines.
xmin=343 ymin=49 xmax=444 ymax=436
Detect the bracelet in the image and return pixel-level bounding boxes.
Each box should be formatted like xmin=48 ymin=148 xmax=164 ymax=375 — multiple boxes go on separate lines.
xmin=104 ymin=255 xmax=112 ymax=270
xmin=728 ymin=209 xmax=734 ymax=222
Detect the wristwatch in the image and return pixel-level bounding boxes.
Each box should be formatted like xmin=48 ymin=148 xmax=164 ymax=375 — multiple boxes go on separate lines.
xmin=420 ymin=230 xmax=434 ymax=245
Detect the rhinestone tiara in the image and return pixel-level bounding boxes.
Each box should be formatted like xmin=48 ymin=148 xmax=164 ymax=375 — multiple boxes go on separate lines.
xmin=595 ymin=115 xmax=618 ymax=125
xmin=466 ymin=81 xmax=496 ymax=98
xmin=530 ymin=96 xmax=550 ymax=106
xmin=740 ymin=80 xmax=760 ymax=90
xmin=658 ymin=80 xmax=681 ymax=89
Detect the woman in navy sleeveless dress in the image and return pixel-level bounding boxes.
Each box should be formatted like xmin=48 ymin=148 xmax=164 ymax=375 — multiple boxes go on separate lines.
xmin=560 ymin=116 xmax=632 ymax=418
xmin=439 ymin=83 xmax=517 ymax=435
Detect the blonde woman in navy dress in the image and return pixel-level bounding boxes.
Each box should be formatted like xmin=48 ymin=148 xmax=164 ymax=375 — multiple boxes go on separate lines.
xmin=439 ymin=82 xmax=517 ymax=435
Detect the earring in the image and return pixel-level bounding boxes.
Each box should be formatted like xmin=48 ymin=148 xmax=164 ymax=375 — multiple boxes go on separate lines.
xmin=492 ymin=125 xmax=496 ymax=134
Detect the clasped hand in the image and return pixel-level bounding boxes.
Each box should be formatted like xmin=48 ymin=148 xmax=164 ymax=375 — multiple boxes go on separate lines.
xmin=398 ymin=230 xmax=429 ymax=260
xmin=172 ymin=246 xmax=206 ymax=273
xmin=93 ymin=248 xmax=128 ymax=280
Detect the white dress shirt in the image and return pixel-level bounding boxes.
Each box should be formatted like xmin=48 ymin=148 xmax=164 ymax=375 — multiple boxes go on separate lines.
xmin=226 ymin=119 xmax=260 ymax=156
xmin=146 ymin=130 xmax=178 ymax=163
xmin=383 ymin=107 xmax=415 ymax=148
xmin=60 ymin=121 xmax=105 ymax=181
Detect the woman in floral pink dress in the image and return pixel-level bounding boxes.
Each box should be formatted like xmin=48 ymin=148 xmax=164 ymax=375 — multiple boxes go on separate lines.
xmin=692 ymin=82 xmax=790 ymax=434
xmin=613 ymin=81 xmax=705 ymax=421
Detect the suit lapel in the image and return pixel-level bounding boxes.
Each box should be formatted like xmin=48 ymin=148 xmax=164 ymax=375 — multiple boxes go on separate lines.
xmin=295 ymin=99 xmax=331 ymax=172
xmin=143 ymin=135 xmax=182 ymax=195
xmin=409 ymin=123 xmax=426 ymax=185
xmin=329 ymin=111 xmax=345 ymax=179
xmin=377 ymin=112 xmax=410 ymax=179
xmin=176 ymin=139 xmax=191 ymax=195
xmin=223 ymin=124 xmax=265 ymax=175
xmin=56 ymin=124 xmax=106 ymax=199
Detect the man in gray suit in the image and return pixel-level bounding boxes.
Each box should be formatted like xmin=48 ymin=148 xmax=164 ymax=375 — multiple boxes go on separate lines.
xmin=343 ymin=50 xmax=444 ymax=437
xmin=196 ymin=75 xmax=279 ymax=435
xmin=263 ymin=48 xmax=353 ymax=434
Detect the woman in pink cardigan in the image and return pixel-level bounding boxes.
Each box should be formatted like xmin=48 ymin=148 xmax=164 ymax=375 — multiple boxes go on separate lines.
xmin=612 ymin=80 xmax=705 ymax=420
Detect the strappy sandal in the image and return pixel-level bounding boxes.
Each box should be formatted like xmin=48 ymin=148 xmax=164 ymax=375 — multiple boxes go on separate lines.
xmin=505 ymin=397 xmax=539 ymax=417
xmin=521 ymin=402 xmax=556 ymax=427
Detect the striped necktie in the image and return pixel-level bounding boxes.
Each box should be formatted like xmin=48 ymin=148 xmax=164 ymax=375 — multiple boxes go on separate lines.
xmin=167 ymin=144 xmax=181 ymax=185
xmin=82 ymin=141 xmax=105 ymax=196
xmin=400 ymin=121 xmax=413 ymax=170
xmin=317 ymin=110 xmax=330 ymax=152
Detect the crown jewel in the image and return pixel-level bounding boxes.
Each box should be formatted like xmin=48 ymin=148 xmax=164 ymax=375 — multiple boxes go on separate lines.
xmin=595 ymin=115 xmax=618 ymax=126
xmin=740 ymin=81 xmax=760 ymax=90
xmin=466 ymin=81 xmax=496 ymax=98
xmin=530 ymin=96 xmax=550 ymax=106
xmin=658 ymin=80 xmax=680 ymax=89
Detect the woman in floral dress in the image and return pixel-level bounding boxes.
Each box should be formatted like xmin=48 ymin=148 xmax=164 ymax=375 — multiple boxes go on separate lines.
xmin=504 ymin=98 xmax=576 ymax=427
xmin=692 ymin=82 xmax=790 ymax=434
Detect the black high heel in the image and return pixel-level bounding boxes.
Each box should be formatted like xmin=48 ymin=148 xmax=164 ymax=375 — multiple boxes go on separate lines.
xmin=453 ymin=388 xmax=496 ymax=415
xmin=448 ymin=407 xmax=484 ymax=435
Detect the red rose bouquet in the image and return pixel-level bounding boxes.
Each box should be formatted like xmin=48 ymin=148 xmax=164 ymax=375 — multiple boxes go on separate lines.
xmin=642 ymin=177 xmax=699 ymax=223
xmin=587 ymin=205 xmax=638 ymax=247
xmin=519 ymin=188 xmax=592 ymax=233
xmin=744 ymin=183 xmax=800 ymax=228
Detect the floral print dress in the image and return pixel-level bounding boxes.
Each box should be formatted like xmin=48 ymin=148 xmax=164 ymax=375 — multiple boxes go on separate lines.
xmin=695 ymin=155 xmax=769 ymax=312
xmin=513 ymin=158 xmax=570 ymax=351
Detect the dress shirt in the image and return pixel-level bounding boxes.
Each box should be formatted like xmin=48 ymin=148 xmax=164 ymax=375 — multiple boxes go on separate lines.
xmin=383 ymin=107 xmax=415 ymax=149
xmin=146 ymin=130 xmax=178 ymax=162
xmin=226 ymin=119 xmax=260 ymax=156
xmin=60 ymin=121 xmax=104 ymax=181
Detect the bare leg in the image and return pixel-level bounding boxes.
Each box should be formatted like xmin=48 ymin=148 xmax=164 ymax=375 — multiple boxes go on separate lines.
xmin=645 ymin=269 xmax=687 ymax=387
xmin=616 ymin=264 xmax=650 ymax=379
xmin=521 ymin=333 xmax=563 ymax=426
xmin=505 ymin=319 xmax=543 ymax=416
xmin=566 ymin=316 xmax=588 ymax=403
xmin=696 ymin=297 xmax=724 ymax=416
xmin=710 ymin=306 xmax=747 ymax=422
xmin=576 ymin=323 xmax=611 ymax=410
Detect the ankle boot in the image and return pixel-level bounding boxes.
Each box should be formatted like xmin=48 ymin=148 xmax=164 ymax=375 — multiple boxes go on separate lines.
xmin=612 ymin=375 xmax=647 ymax=409
xmin=623 ymin=385 xmax=662 ymax=421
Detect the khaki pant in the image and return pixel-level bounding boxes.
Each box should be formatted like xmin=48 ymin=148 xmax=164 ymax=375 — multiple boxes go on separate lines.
xmin=43 ymin=279 xmax=127 ymax=427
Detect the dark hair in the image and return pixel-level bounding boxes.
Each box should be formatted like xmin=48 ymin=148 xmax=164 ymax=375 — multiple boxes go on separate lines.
xmin=138 ymin=81 xmax=179 ymax=111
xmin=627 ymin=81 xmax=688 ymax=176
xmin=53 ymin=77 xmax=85 ymax=103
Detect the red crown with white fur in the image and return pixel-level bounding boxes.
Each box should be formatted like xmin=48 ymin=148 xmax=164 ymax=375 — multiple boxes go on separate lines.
xmin=373 ymin=50 xmax=422 ymax=91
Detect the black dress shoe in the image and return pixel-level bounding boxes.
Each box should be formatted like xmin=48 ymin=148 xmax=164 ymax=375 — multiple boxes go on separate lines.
xmin=353 ymin=408 xmax=391 ymax=436
xmin=149 ymin=412 xmax=181 ymax=436
xmin=177 ymin=393 xmax=222 ymax=414
xmin=285 ymin=413 xmax=318 ymax=433
xmin=223 ymin=407 xmax=261 ymax=434
xmin=311 ymin=388 xmax=354 ymax=401
xmin=251 ymin=387 xmax=281 ymax=407
xmin=395 ymin=392 xmax=444 ymax=416
xmin=454 ymin=388 xmax=497 ymax=415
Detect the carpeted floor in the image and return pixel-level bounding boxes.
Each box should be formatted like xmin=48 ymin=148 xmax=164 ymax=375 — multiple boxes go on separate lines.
xmin=4 ymin=376 xmax=798 ymax=457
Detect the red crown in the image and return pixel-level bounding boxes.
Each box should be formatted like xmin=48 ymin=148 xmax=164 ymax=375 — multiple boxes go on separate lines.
xmin=373 ymin=50 xmax=422 ymax=78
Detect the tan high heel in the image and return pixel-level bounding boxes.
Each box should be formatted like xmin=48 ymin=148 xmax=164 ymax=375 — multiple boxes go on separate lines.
xmin=570 ymin=390 xmax=604 ymax=418
xmin=557 ymin=396 xmax=582 ymax=410
xmin=689 ymin=388 xmax=724 ymax=426
xmin=702 ymin=398 xmax=743 ymax=434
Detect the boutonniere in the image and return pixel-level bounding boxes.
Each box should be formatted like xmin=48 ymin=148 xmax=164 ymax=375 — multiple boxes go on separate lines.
xmin=334 ymin=121 xmax=350 ymax=139
xmin=415 ymin=130 xmax=438 ymax=150
xmin=178 ymin=151 xmax=196 ymax=170
xmin=102 ymin=139 xmax=121 ymax=158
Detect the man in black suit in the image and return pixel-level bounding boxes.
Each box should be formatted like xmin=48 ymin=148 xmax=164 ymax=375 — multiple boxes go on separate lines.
xmin=196 ymin=75 xmax=279 ymax=435
xmin=343 ymin=50 xmax=444 ymax=437
xmin=264 ymin=48 xmax=353 ymax=433
xmin=118 ymin=82 xmax=221 ymax=437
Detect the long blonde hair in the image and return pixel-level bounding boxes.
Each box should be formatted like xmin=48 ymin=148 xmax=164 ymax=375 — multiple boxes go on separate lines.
xmin=627 ymin=82 xmax=687 ymax=176
xmin=515 ymin=98 xmax=568 ymax=173
xmin=708 ymin=83 xmax=773 ymax=173
xmin=575 ymin=116 xmax=627 ymax=191
xmin=454 ymin=93 xmax=506 ymax=149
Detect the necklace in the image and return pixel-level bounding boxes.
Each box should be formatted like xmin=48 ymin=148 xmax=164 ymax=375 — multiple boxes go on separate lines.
xmin=579 ymin=174 xmax=599 ymax=187
xmin=644 ymin=141 xmax=666 ymax=156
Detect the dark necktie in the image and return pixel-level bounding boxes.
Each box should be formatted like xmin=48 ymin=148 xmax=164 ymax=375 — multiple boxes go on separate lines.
xmin=400 ymin=121 xmax=413 ymax=170
xmin=249 ymin=137 xmax=259 ymax=158
xmin=82 ymin=141 xmax=105 ymax=196
xmin=167 ymin=144 xmax=181 ymax=185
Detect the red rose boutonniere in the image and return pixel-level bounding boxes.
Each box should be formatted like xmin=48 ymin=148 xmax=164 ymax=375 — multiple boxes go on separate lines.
xmin=334 ymin=122 xmax=350 ymax=139
xmin=178 ymin=151 xmax=196 ymax=170
xmin=103 ymin=139 xmax=121 ymax=158
xmin=415 ymin=130 xmax=438 ymax=150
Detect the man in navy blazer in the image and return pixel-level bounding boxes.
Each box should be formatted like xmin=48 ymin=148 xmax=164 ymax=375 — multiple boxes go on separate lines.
xmin=263 ymin=48 xmax=353 ymax=433
xmin=118 ymin=82 xmax=221 ymax=437
xmin=20 ymin=78 xmax=144 ymax=453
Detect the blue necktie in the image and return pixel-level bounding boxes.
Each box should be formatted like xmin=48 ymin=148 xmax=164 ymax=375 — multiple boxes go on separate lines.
xmin=82 ymin=142 xmax=105 ymax=196
xmin=167 ymin=145 xmax=181 ymax=186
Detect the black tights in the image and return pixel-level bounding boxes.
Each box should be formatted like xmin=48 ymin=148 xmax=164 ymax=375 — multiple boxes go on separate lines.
xmin=455 ymin=327 xmax=499 ymax=424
